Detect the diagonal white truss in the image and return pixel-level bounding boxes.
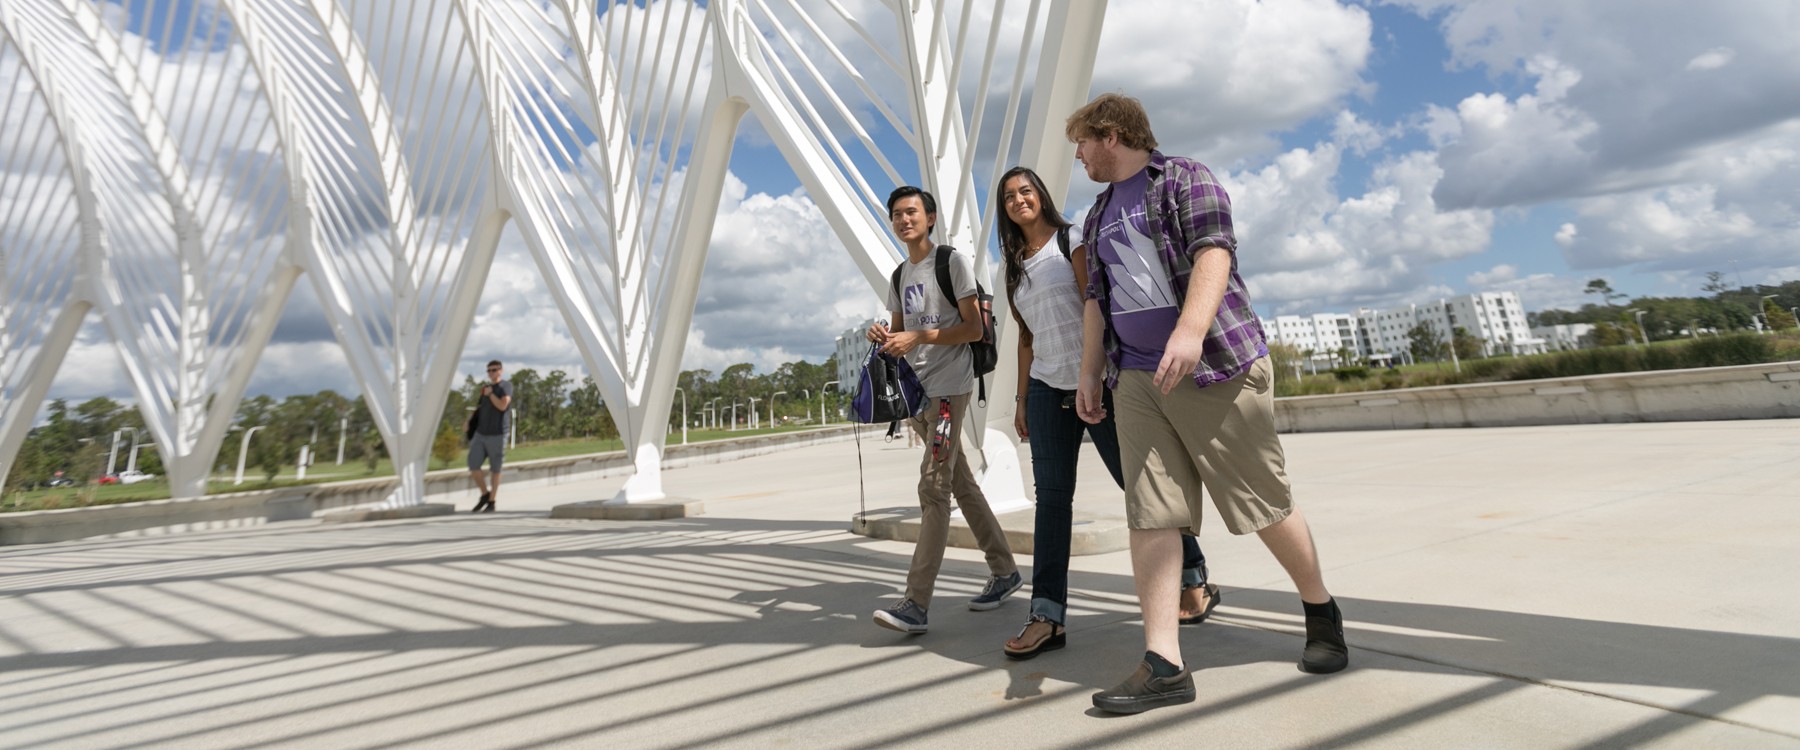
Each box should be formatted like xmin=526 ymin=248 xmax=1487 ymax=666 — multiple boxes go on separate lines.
xmin=0 ymin=0 xmax=1104 ymax=512
xmin=0 ymin=20 xmax=88 ymax=490
xmin=455 ymin=0 xmax=742 ymax=504
xmin=224 ymin=0 xmax=500 ymax=507
xmin=715 ymin=0 xmax=1109 ymax=511
xmin=0 ymin=0 xmax=301 ymax=499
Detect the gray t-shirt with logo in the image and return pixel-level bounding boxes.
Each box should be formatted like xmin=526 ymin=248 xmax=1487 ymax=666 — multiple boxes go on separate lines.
xmin=887 ymin=248 xmax=977 ymax=399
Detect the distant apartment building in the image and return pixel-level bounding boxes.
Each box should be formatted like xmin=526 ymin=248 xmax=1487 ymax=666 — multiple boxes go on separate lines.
xmin=1267 ymin=291 xmax=1548 ymax=364
xmin=834 ymin=318 xmax=881 ymax=390
xmin=1531 ymin=323 xmax=1596 ymax=351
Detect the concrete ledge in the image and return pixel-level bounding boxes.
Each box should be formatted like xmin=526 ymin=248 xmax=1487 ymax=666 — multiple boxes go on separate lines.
xmin=0 ymin=490 xmax=314 ymax=546
xmin=1276 ymin=360 xmax=1800 ymax=433
xmin=1 ymin=424 xmax=884 ymax=546
xmin=321 ymin=503 xmax=456 ymax=524
xmin=850 ymin=506 xmax=1129 ymax=556
xmin=549 ymin=499 xmax=704 ymax=520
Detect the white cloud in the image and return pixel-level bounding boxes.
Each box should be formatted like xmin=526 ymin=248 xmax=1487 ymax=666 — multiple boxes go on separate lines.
xmin=1686 ymin=47 xmax=1735 ymax=71
xmin=1090 ymin=0 xmax=1374 ymax=167
xmin=1466 ymin=264 xmax=1518 ymax=287
xmin=1387 ymin=0 xmax=1800 ymax=211
xmin=1554 ymin=222 xmax=1578 ymax=248
xmin=1478 ymin=272 xmax=1592 ymax=313
xmin=1229 ymin=144 xmax=1495 ymax=313
xmin=1332 ymin=110 xmax=1388 ymax=155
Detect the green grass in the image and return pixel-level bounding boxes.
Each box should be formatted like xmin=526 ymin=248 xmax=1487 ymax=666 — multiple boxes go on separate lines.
xmin=1 ymin=423 xmax=837 ymax=513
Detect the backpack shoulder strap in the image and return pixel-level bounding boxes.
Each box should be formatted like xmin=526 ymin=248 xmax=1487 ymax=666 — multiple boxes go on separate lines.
xmin=889 ymin=262 xmax=904 ymax=313
xmin=1056 ymin=226 xmax=1072 ymax=260
xmin=933 ymin=245 xmax=957 ymax=305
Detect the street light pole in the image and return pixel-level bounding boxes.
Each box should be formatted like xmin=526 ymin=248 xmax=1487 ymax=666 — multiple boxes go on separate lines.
xmin=769 ymin=391 xmax=787 ymax=429
xmin=1628 ymin=308 xmax=1649 ymax=346
xmin=337 ymin=417 xmax=348 ymax=464
xmin=731 ymin=402 xmax=740 ymax=431
xmin=234 ymin=426 xmax=265 ymax=485
xmin=106 ymin=429 xmax=123 ymax=476
xmin=821 ymin=381 xmax=839 ymax=425
xmin=747 ymin=397 xmax=761 ymax=430
xmin=674 ymin=387 xmax=688 ymax=444
xmin=1439 ymin=299 xmax=1460 ymax=374
xmin=123 ymin=428 xmax=141 ymax=473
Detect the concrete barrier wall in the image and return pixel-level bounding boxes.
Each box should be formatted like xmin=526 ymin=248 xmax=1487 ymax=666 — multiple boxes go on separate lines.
xmin=1275 ymin=361 xmax=1800 ymax=433
xmin=1 ymin=423 xmax=888 ymax=546
xmin=11 ymin=360 xmax=1793 ymax=546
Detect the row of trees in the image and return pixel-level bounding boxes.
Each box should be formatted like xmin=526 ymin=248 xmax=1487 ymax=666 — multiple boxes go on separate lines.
xmin=671 ymin=356 xmax=848 ymax=430
xmin=7 ymin=355 xmax=851 ymax=492
xmin=1531 ymin=275 xmax=1800 ymax=344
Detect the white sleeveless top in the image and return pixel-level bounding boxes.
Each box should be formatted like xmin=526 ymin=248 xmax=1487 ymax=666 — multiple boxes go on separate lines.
xmin=1011 ymin=246 xmax=1085 ymax=390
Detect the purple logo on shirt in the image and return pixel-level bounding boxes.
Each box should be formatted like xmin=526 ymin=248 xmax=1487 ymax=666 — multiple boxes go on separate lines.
xmin=903 ymin=282 xmax=927 ymax=315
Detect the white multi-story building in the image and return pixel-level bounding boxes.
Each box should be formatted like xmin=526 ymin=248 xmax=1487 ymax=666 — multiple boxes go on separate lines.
xmin=1531 ymin=323 xmax=1596 ymax=351
xmin=1267 ymin=291 xmax=1548 ymax=364
xmin=834 ymin=318 xmax=882 ymax=391
xmin=1267 ymin=313 xmax=1357 ymax=367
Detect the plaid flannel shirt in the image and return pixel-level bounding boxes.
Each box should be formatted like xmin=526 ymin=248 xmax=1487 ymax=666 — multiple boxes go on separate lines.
xmin=1083 ymin=151 xmax=1269 ymax=389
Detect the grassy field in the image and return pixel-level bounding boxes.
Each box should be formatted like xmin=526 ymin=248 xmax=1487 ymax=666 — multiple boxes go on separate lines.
xmin=1 ymin=424 xmax=837 ymax=513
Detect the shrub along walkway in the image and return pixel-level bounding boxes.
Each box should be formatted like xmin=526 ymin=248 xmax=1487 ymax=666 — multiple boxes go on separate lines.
xmin=1273 ymin=332 xmax=1800 ymax=398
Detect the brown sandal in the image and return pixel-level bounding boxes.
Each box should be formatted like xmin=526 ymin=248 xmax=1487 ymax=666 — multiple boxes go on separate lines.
xmin=1179 ymin=583 xmax=1221 ymax=625
xmin=1003 ymin=616 xmax=1067 ymax=660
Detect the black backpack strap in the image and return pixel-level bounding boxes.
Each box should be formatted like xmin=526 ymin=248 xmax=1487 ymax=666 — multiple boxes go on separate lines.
xmin=933 ymin=246 xmax=990 ymax=406
xmin=889 ymin=262 xmax=905 ymax=319
xmin=933 ymin=245 xmax=957 ymax=305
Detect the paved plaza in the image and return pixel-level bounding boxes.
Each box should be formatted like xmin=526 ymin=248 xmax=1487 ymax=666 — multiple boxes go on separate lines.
xmin=1 ymin=420 xmax=1796 ymax=748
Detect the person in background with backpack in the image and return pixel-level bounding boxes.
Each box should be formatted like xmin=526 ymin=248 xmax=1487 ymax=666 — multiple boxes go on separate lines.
xmin=864 ymin=185 xmax=1021 ymax=634
xmin=993 ymin=166 xmax=1221 ymax=660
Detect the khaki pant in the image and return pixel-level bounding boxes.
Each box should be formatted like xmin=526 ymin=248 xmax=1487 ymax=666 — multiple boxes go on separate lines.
xmin=904 ymin=392 xmax=1016 ymax=610
xmin=1114 ymin=357 xmax=1294 ymax=535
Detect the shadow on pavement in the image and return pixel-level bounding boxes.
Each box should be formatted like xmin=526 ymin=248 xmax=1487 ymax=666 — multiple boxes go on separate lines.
xmin=0 ymin=513 xmax=1792 ymax=748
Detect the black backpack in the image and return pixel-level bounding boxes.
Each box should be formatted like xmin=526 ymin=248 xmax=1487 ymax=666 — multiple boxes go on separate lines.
xmin=890 ymin=246 xmax=999 ymax=404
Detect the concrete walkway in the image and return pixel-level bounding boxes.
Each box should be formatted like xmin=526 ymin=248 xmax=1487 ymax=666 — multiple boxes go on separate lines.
xmin=0 ymin=420 xmax=1796 ymax=749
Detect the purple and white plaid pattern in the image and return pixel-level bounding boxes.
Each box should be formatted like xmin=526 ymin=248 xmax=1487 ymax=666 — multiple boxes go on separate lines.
xmin=1083 ymin=151 xmax=1269 ymax=389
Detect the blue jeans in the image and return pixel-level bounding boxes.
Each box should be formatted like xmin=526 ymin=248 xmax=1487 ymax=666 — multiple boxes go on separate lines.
xmin=1025 ymin=378 xmax=1206 ymax=625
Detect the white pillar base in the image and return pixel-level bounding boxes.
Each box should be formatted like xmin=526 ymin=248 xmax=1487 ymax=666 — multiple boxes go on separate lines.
xmin=609 ymin=444 xmax=667 ymax=504
xmin=962 ymin=426 xmax=1030 ymax=516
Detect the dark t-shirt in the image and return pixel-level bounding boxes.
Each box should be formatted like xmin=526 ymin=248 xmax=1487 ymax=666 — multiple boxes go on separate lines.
xmin=475 ymin=380 xmax=511 ymax=435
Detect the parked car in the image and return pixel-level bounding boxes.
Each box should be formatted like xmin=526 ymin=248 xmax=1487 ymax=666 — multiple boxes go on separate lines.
xmin=95 ymin=474 xmax=120 ymax=485
xmin=44 ymin=476 xmax=75 ymax=488
xmin=116 ymin=470 xmax=156 ymax=485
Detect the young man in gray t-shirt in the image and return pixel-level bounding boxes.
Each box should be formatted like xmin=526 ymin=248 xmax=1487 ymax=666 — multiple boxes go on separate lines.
xmin=864 ymin=186 xmax=1019 ymax=634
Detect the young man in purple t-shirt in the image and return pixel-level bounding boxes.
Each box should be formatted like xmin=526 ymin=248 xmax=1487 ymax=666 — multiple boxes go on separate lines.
xmin=1068 ymin=93 xmax=1349 ymax=714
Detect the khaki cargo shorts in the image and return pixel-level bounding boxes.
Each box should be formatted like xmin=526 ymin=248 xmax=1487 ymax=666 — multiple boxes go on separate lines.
xmin=1114 ymin=357 xmax=1293 ymax=535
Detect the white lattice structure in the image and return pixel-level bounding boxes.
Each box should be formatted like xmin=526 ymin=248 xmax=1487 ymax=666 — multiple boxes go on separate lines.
xmin=0 ymin=0 xmax=1105 ymax=509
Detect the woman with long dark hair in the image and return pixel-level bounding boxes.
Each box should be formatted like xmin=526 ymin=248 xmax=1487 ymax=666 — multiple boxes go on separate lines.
xmin=995 ymin=166 xmax=1219 ymax=659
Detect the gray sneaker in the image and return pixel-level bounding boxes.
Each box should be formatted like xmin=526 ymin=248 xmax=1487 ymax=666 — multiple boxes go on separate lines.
xmin=968 ymin=571 xmax=1023 ymax=611
xmin=873 ymin=599 xmax=928 ymax=633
